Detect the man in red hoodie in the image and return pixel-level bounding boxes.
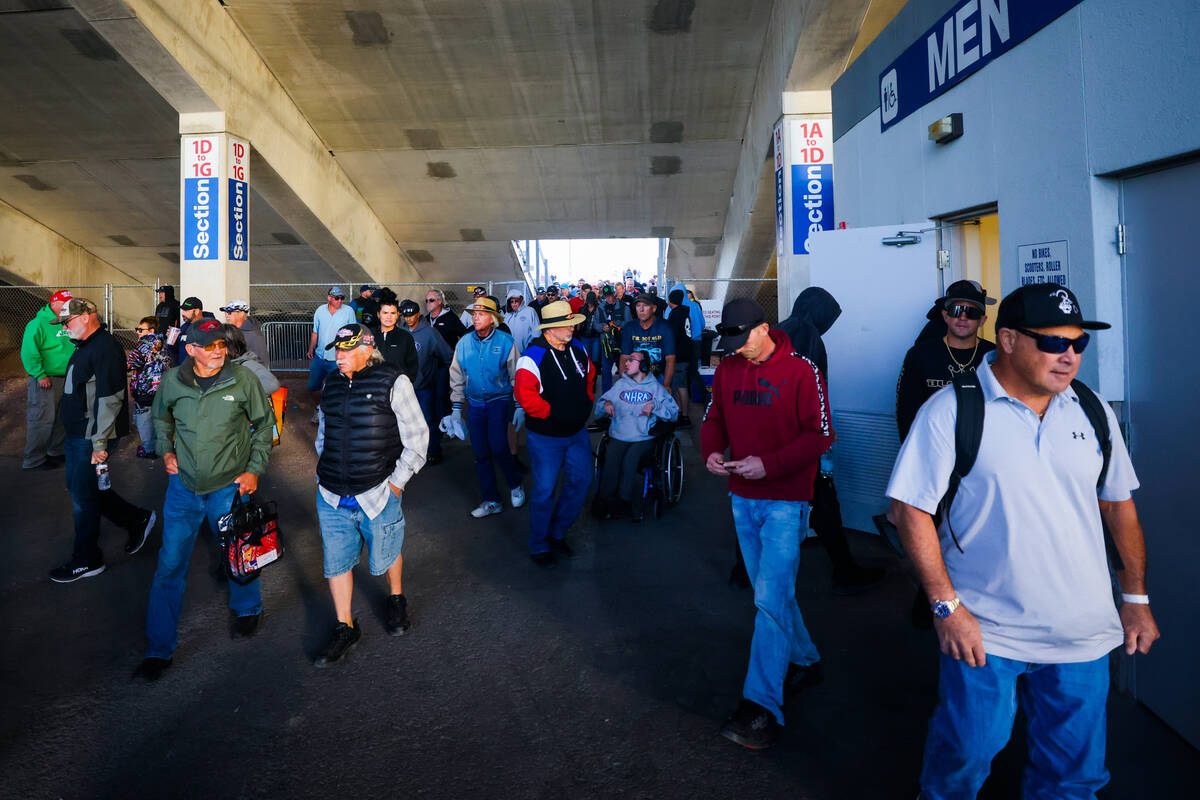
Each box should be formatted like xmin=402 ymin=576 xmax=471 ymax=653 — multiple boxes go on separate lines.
xmin=701 ymin=298 xmax=833 ymax=750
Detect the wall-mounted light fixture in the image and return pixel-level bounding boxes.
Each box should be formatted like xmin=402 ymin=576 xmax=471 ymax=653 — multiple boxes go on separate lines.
xmin=882 ymin=232 xmax=922 ymax=247
xmin=929 ymin=113 xmax=963 ymax=144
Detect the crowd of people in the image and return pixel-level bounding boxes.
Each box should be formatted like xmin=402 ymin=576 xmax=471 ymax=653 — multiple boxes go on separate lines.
xmin=17 ymin=273 xmax=1159 ymax=796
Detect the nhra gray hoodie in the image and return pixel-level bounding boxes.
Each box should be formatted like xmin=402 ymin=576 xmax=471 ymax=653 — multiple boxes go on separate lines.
xmin=595 ymin=373 xmax=678 ymax=442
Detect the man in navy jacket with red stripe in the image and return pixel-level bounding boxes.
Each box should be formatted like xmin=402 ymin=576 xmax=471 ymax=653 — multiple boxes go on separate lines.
xmin=701 ymin=298 xmax=832 ymax=750
xmin=514 ymin=300 xmax=597 ymax=566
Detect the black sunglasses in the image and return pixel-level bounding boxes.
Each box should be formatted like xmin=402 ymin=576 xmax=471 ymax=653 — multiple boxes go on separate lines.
xmin=715 ymin=320 xmax=762 ymax=337
xmin=1016 ymin=328 xmax=1090 ymax=354
xmin=425 ymin=298 xmax=438 ymax=303
xmin=946 ymin=304 xmax=984 ymax=320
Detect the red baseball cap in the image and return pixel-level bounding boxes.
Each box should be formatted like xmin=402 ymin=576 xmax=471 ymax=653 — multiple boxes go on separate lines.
xmin=50 ymin=290 xmax=72 ymax=304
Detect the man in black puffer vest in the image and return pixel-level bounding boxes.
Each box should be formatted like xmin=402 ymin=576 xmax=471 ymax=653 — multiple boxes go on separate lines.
xmin=313 ymin=324 xmax=429 ymax=667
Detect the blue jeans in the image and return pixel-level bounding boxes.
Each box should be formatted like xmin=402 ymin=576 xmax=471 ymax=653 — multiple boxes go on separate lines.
xmin=145 ymin=475 xmax=263 ymax=659
xmin=415 ymin=387 xmax=443 ymax=458
xmin=601 ymin=351 xmax=619 ymax=392
xmin=133 ymin=404 xmax=155 ymax=453
xmin=921 ymin=652 xmax=1110 ymax=800
xmin=526 ymin=428 xmax=593 ymax=554
xmin=307 ymin=356 xmax=338 ymax=391
xmin=729 ymin=494 xmax=820 ymax=725
xmin=467 ymin=398 xmax=521 ymax=504
xmin=65 ymin=436 xmax=141 ymax=564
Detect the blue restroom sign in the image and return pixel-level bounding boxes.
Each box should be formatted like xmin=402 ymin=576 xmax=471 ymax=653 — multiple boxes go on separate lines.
xmin=880 ymin=0 xmax=1084 ymax=132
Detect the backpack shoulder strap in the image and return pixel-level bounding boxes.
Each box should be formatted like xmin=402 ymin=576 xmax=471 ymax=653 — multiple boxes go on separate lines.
xmin=1070 ymin=379 xmax=1124 ymax=571
xmin=1070 ymin=379 xmax=1112 ymax=489
xmin=940 ymin=372 xmax=985 ymax=553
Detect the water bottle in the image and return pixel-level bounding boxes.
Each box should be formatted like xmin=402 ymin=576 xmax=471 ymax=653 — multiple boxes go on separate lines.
xmin=95 ymin=462 xmax=111 ymax=491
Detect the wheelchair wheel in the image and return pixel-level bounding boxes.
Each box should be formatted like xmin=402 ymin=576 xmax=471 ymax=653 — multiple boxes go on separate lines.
xmin=660 ymin=435 xmax=684 ymax=505
xmin=593 ymin=432 xmax=610 ymax=476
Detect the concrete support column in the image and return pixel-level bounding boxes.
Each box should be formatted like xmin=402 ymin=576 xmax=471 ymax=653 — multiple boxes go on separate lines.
xmin=179 ymin=112 xmax=249 ymax=312
xmin=776 ymin=92 xmax=834 ymax=317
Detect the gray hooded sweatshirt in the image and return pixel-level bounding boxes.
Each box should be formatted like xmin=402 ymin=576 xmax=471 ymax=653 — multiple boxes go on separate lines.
xmin=595 ymin=373 xmax=679 ymax=442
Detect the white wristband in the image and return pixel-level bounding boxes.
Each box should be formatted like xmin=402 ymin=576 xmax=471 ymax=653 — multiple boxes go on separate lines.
xmin=1121 ymin=593 xmax=1150 ymax=605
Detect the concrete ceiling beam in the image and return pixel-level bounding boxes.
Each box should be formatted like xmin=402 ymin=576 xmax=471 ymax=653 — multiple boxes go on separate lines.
xmin=71 ymin=0 xmax=419 ymax=286
xmin=710 ymin=1 xmax=871 ymax=284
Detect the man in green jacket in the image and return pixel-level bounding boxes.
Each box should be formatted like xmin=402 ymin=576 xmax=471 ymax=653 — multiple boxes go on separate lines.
xmin=137 ymin=319 xmax=273 ymax=682
xmin=20 ymin=289 xmax=75 ymax=470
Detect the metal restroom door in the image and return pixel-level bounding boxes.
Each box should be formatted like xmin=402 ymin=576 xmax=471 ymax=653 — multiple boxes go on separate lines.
xmin=1120 ymin=158 xmax=1200 ymax=748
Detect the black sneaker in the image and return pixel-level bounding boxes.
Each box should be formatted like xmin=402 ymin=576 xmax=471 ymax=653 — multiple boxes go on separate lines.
xmin=314 ymin=621 xmax=361 ymax=667
xmin=385 ymin=594 xmax=411 ymax=636
xmin=549 ymin=538 xmax=573 ymax=559
xmin=832 ymin=564 xmax=886 ymax=596
xmin=124 ymin=509 xmax=157 ymax=555
xmin=133 ymin=657 xmax=172 ymax=682
xmin=45 ymin=454 xmax=65 ymax=467
xmin=231 ymin=613 xmax=261 ymax=639
xmin=719 ymin=699 xmax=780 ymax=750
xmin=530 ymin=551 xmax=556 ymax=568
xmin=784 ymin=660 xmax=824 ymax=698
xmin=50 ymin=559 xmax=105 ymax=583
xmin=22 ymin=460 xmax=58 ymax=471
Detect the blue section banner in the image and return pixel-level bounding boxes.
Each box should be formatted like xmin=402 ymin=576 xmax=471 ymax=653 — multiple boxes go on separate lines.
xmin=228 ymin=178 xmax=248 ymax=261
xmin=792 ymin=163 xmax=834 ymax=255
xmin=183 ymin=177 xmax=217 ymax=261
xmin=879 ymin=0 xmax=1083 ymax=132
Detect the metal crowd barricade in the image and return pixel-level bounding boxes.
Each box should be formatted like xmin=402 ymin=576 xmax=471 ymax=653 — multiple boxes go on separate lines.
xmin=262 ymin=321 xmax=314 ymax=372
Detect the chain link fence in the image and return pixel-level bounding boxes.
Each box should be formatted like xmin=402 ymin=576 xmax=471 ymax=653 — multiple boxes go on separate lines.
xmin=0 ymin=283 xmax=155 ymax=377
xmin=250 ymin=281 xmax=534 ymax=371
xmin=670 ymin=277 xmax=780 ymax=328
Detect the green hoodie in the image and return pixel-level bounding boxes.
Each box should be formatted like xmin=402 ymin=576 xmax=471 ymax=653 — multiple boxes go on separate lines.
xmin=152 ymin=358 xmax=273 ymax=495
xmin=20 ymin=305 xmax=75 ymax=379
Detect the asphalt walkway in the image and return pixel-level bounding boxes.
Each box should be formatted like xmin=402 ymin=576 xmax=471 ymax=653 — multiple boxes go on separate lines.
xmin=0 ymin=376 xmax=1193 ymax=799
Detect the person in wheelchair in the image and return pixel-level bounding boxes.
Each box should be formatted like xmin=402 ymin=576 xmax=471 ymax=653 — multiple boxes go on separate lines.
xmin=592 ymin=350 xmax=679 ymax=520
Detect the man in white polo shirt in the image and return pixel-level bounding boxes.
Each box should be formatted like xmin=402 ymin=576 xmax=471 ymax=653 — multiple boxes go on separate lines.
xmin=887 ymin=284 xmax=1160 ymax=800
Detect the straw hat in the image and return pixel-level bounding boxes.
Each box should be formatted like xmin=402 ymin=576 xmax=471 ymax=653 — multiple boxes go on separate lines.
xmin=465 ymin=296 xmax=503 ymax=326
xmin=536 ymin=299 xmax=584 ymax=330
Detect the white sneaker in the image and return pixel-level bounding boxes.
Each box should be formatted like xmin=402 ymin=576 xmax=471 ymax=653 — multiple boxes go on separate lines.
xmin=510 ymin=486 xmax=526 ymax=508
xmin=470 ymin=501 xmax=503 ymax=518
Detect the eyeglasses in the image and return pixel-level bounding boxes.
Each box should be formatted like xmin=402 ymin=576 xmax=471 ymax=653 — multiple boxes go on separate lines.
xmin=136 ymin=327 xmax=153 ymax=332
xmin=1016 ymin=328 xmax=1090 ymax=354
xmin=200 ymin=340 xmax=228 ymax=352
xmin=426 ymin=299 xmax=438 ymax=303
xmin=715 ymin=320 xmax=763 ymax=337
xmin=946 ymin=304 xmax=984 ymax=320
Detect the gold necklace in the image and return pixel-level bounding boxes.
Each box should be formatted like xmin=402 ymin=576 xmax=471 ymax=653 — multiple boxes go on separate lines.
xmin=945 ymin=336 xmax=980 ymax=370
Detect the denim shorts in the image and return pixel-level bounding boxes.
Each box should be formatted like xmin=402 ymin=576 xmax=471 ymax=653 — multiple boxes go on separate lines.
xmin=316 ymin=490 xmax=405 ymax=577
xmin=307 ymin=357 xmax=339 ymax=391
xmin=670 ymin=362 xmax=690 ymax=389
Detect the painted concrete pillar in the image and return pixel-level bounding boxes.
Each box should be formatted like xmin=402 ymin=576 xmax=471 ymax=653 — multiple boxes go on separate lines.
xmin=775 ymin=92 xmax=835 ymax=316
xmin=179 ymin=112 xmax=249 ymax=312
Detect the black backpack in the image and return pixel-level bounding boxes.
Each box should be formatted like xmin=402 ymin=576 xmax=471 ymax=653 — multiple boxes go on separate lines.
xmin=939 ymin=371 xmax=1122 ymax=569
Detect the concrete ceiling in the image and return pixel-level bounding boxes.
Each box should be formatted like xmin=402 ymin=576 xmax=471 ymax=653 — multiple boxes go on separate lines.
xmin=0 ymin=0 xmax=874 ymax=287
xmin=223 ymin=0 xmax=775 ymax=250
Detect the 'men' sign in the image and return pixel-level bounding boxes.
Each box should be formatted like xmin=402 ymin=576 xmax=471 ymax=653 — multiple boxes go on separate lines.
xmin=879 ymin=0 xmax=1083 ymax=132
